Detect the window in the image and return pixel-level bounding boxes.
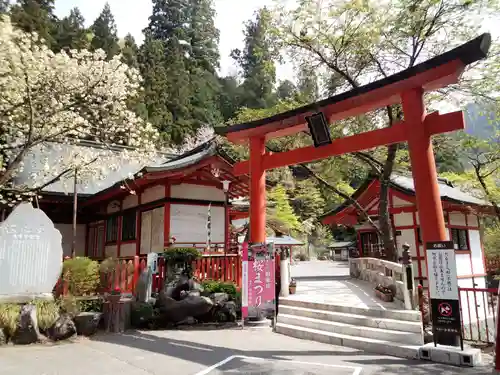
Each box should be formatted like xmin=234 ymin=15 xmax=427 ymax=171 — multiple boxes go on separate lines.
xmin=87 ymin=225 xmax=105 ymax=258
xmin=106 ymin=216 xmax=118 ymax=243
xmin=451 ymin=228 xmax=469 ymax=250
xmin=121 ymin=211 xmax=137 ymax=241
xmin=417 ymin=228 xmax=422 ymax=244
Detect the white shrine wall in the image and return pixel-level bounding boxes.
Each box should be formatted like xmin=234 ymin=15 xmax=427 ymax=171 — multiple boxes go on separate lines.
xmin=83 ymin=182 xmax=227 ymax=257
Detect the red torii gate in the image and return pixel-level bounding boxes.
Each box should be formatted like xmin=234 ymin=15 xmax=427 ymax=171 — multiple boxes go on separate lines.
xmin=217 ymin=34 xmax=491 ymax=259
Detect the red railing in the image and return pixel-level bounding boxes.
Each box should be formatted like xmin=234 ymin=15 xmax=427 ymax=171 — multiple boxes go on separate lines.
xmin=192 ymin=254 xmax=241 ymax=286
xmin=458 ymin=287 xmax=497 ymax=344
xmin=56 ymin=254 xmax=242 ymax=297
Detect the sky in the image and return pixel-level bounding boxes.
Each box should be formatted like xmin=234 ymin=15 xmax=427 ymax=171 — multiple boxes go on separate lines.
xmin=53 ymin=0 xmax=295 ymax=81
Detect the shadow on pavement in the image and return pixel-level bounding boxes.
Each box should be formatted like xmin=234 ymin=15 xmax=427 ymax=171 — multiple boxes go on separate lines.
xmin=90 ymin=330 xmax=492 ymax=375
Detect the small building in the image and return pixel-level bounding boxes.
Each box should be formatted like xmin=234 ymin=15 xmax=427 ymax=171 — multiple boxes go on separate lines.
xmin=12 ymin=140 xmax=249 ymax=258
xmin=327 ymin=241 xmax=356 ymax=261
xmin=321 ymin=174 xmax=492 ymax=290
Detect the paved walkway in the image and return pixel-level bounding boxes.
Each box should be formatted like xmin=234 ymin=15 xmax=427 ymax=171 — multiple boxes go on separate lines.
xmin=288 ymin=260 xmax=405 ymax=310
xmin=0 ymin=328 xmax=492 ymax=375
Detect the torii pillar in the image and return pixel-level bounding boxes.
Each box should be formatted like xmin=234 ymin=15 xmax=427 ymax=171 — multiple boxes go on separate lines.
xmin=249 ymin=136 xmax=267 ymax=243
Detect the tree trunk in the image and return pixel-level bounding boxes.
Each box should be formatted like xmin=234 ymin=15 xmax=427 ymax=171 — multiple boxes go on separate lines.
xmin=378 ymin=143 xmax=398 ymax=262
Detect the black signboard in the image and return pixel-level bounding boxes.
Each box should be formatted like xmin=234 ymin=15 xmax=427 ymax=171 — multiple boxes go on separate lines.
xmin=430 ymin=298 xmax=462 ymax=347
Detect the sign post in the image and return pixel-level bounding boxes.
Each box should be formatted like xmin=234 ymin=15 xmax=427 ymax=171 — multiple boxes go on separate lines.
xmin=241 ymin=242 xmax=276 ymax=323
xmin=426 ymin=241 xmax=463 ymax=349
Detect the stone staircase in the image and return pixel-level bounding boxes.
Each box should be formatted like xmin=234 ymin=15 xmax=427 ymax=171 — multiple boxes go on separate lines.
xmin=276 ymin=298 xmax=424 ymax=359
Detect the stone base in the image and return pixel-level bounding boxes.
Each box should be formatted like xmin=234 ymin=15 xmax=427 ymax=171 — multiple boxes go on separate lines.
xmin=0 ymin=293 xmax=54 ymax=304
xmin=419 ymin=343 xmax=482 ymax=367
xmin=244 ymin=318 xmax=271 ymax=328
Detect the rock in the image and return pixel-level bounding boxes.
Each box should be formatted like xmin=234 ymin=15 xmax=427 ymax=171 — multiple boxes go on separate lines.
xmin=177 ymin=316 xmax=197 ymax=325
xmin=47 ymin=314 xmax=76 ymax=341
xmin=0 ymin=328 xmax=7 ymax=345
xmin=74 ymin=312 xmax=102 ymax=336
xmin=11 ymin=304 xmax=45 ymax=345
xmin=221 ymin=301 xmax=237 ymax=322
xmin=210 ymin=293 xmax=229 ymax=305
xmin=158 ymin=295 xmax=213 ymax=324
xmin=170 ymin=278 xmax=204 ymax=301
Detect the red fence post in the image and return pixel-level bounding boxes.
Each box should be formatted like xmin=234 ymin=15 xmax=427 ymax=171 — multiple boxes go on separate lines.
xmin=495 ymin=285 xmax=500 ymax=371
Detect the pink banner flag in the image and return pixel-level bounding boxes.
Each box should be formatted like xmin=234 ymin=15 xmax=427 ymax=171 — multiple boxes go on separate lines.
xmin=242 ymin=242 xmax=275 ymax=319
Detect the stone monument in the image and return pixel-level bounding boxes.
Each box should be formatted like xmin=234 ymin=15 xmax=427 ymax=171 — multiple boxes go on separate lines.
xmin=0 ymin=203 xmax=63 ymax=303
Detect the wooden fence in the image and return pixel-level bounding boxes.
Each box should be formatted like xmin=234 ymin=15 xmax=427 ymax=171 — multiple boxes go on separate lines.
xmin=55 ymin=254 xmax=242 ymax=297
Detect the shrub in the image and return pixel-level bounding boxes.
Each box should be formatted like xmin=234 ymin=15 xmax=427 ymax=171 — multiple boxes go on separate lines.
xmin=62 ymin=257 xmax=100 ymax=296
xmin=201 ymin=280 xmax=238 ymax=297
xmin=58 ymin=295 xmax=104 ymax=316
xmin=164 ymin=247 xmax=200 ymax=277
xmin=58 ymin=295 xmax=79 ymax=317
xmin=34 ymin=300 xmax=59 ymax=331
xmin=78 ymin=297 xmax=104 ymax=313
xmin=163 ymin=247 xmax=200 ymax=264
xmin=298 ymin=253 xmax=308 ymax=261
xmin=130 ymin=302 xmax=155 ymax=328
xmin=0 ymin=303 xmax=21 ymax=336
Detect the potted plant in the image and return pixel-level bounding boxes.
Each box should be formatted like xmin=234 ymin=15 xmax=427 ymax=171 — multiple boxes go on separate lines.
xmin=289 ymin=278 xmax=297 ymax=294
xmin=374 ymin=284 xmax=394 ymax=302
xmin=107 ymin=287 xmax=122 ymax=304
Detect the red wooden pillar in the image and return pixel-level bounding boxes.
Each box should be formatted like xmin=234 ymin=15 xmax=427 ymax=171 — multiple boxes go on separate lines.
xmin=249 ymin=136 xmax=266 ymax=243
xmin=403 ymin=88 xmax=447 ymax=245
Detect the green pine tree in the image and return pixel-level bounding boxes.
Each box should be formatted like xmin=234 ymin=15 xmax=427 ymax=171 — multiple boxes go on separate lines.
xmin=121 ymin=33 xmax=139 ymax=68
xmin=218 ymin=75 xmax=244 ymax=121
xmin=231 ymin=7 xmax=277 ymax=109
xmin=138 ymin=35 xmax=173 ymax=138
xmin=143 ymin=0 xmax=195 ymax=143
xmin=297 ymin=64 xmax=318 ymax=102
xmin=53 ymin=7 xmax=91 ymax=52
xmin=10 ymin=0 xmax=58 ymax=47
xmin=187 ymin=0 xmax=222 ymax=127
xmin=90 ymin=2 xmax=120 ymax=59
xmin=277 ymin=80 xmax=297 ymax=101
xmin=268 ymin=184 xmax=301 ymax=235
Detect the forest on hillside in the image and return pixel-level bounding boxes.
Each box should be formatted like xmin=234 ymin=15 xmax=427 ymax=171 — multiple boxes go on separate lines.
xmin=1 ymin=0 xmax=500 ymax=259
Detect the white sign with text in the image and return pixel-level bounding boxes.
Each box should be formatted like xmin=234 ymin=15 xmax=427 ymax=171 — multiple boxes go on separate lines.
xmin=426 ymin=241 xmax=459 ymax=300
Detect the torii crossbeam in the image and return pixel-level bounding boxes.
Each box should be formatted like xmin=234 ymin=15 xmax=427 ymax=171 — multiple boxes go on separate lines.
xmin=216 ymin=34 xmax=491 ymax=254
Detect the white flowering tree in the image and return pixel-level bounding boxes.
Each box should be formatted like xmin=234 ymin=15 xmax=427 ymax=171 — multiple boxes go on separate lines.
xmin=0 ymin=17 xmax=161 ymax=205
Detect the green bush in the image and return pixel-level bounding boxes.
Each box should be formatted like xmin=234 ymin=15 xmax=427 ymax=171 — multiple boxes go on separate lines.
xmin=58 ymin=295 xmax=103 ymax=316
xmin=58 ymin=295 xmax=79 ymax=317
xmin=298 ymin=253 xmax=308 ymax=261
xmin=163 ymin=247 xmax=200 ymax=264
xmin=201 ymin=280 xmax=238 ymax=297
xmin=34 ymin=300 xmax=59 ymax=331
xmin=130 ymin=302 xmax=155 ymax=328
xmin=62 ymin=257 xmax=100 ymax=296
xmin=0 ymin=303 xmax=21 ymax=336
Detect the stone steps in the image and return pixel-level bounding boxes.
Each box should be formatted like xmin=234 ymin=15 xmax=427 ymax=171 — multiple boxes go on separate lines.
xmin=276 ymin=298 xmax=423 ymax=359
xmin=278 ymin=313 xmax=422 ymax=345
xmin=276 ymin=322 xmax=421 ymax=359
xmin=280 ymin=305 xmax=423 ymax=334
xmin=281 ymin=298 xmax=421 ymax=321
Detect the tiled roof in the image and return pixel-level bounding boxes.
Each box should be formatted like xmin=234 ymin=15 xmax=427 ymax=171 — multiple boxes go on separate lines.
xmin=328 ymin=241 xmax=356 ymax=248
xmin=266 ymin=235 xmax=304 ymax=246
xmin=391 ymin=175 xmax=489 ymax=206
xmin=14 ymin=139 xmax=228 ymax=197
